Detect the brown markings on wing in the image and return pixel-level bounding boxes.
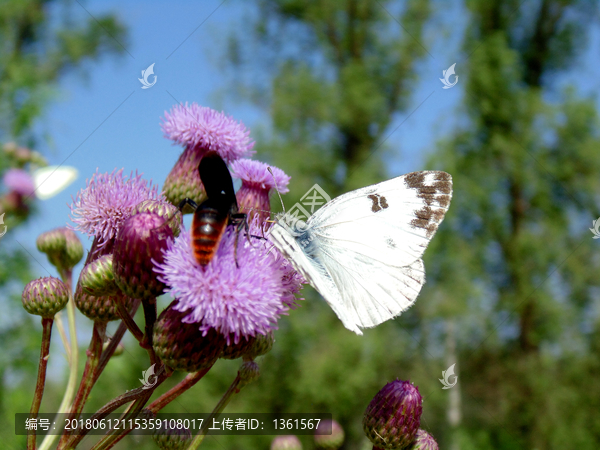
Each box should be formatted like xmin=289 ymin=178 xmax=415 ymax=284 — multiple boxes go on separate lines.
xmin=404 ymin=171 xmax=452 ymax=237
xmin=367 ymin=193 xmax=389 ymax=213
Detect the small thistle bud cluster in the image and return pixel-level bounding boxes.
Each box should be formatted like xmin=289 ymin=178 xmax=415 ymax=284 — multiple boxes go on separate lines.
xmin=363 ymin=379 xmax=423 ymax=450
xmin=22 ymin=277 xmax=70 ymax=318
xmin=315 ymin=420 xmax=344 ymax=450
xmin=271 ymin=435 xmax=302 ymax=450
xmin=36 ymin=227 xmax=83 ymax=274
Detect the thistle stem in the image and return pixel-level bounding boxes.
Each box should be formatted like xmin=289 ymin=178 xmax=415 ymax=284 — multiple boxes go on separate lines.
xmin=82 ymin=367 xmax=168 ymax=450
xmin=57 ymin=321 xmax=107 ymax=449
xmin=27 ymin=317 xmax=53 ymax=450
xmin=38 ymin=271 xmax=78 ymax=450
xmin=116 ymin=296 xmax=144 ymax=343
xmin=54 ymin=311 xmax=71 ymax=364
xmin=94 ymin=299 xmax=141 ymax=384
xmin=63 ymin=366 xmax=168 ymax=450
xmin=186 ymin=365 xmax=256 ymax=450
xmin=141 ymin=298 xmax=158 ymax=365
xmin=147 ymin=366 xmax=213 ymax=413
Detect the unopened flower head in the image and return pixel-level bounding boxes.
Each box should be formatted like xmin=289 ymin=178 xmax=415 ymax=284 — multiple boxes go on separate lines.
xmin=160 ymin=103 xmax=254 ymax=206
xmin=154 ymin=217 xmax=303 ymax=345
xmin=36 ymin=227 xmax=83 ymax=274
xmin=69 ymin=169 xmax=163 ymax=249
xmin=153 ymin=300 xmax=225 ymax=372
xmin=231 ymin=159 xmax=290 ymax=222
xmin=113 ymin=211 xmax=175 ymax=300
xmin=74 ymin=283 xmax=133 ymax=322
xmin=22 ymin=277 xmax=70 ymax=317
xmin=315 ymin=420 xmax=345 ymax=450
xmin=410 ymin=429 xmax=439 ymax=450
xmin=3 ymin=168 xmax=36 ymax=197
xmin=271 ymin=435 xmax=302 ymax=450
xmin=221 ymin=330 xmax=274 ymax=360
xmin=238 ymin=360 xmax=260 ymax=388
xmin=79 ymin=254 xmax=119 ymax=296
xmin=363 ymin=379 xmax=422 ymax=450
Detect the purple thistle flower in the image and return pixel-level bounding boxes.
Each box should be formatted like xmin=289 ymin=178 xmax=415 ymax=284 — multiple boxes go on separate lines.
xmin=161 ymin=103 xmax=255 ymax=160
xmin=69 ymin=169 xmax=163 ymax=248
xmin=160 ymin=104 xmax=254 ymax=207
xmin=3 ymin=168 xmax=36 ymax=197
xmin=154 ymin=218 xmax=303 ymax=345
xmin=231 ymin=159 xmax=290 ymax=222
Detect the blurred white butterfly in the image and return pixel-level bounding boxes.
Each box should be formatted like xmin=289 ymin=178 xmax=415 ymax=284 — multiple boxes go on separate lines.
xmin=32 ymin=166 xmax=78 ymax=200
xmin=269 ymin=171 xmax=452 ymax=335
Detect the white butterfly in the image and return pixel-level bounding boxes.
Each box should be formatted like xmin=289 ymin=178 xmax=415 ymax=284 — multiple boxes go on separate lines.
xmin=32 ymin=165 xmax=78 ymax=200
xmin=269 ymin=171 xmax=452 ymax=335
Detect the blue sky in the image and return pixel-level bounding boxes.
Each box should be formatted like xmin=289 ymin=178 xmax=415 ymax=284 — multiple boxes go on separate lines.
xmin=10 ymin=0 xmax=600 ymax=284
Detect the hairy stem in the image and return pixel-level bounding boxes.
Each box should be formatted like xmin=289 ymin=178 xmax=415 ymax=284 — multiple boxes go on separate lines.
xmin=39 ymin=271 xmax=78 ymax=450
xmin=186 ymin=365 xmax=257 ymax=450
xmin=58 ymin=321 xmax=107 ymax=449
xmin=94 ymin=298 xmax=141 ymax=384
xmin=27 ymin=317 xmax=53 ymax=450
xmin=116 ymin=296 xmax=144 ymax=343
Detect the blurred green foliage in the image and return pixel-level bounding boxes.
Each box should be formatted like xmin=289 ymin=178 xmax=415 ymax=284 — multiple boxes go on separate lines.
xmin=3 ymin=1 xmax=600 ymax=450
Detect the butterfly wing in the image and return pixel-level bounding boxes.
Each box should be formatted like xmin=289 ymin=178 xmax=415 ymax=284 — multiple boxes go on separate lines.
xmin=32 ymin=166 xmax=78 ymax=200
xmin=270 ymin=171 xmax=452 ymax=334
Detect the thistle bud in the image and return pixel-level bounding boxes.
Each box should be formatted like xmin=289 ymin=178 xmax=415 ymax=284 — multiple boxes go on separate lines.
xmin=363 ymin=380 xmax=422 ymax=450
xmin=271 ymin=435 xmax=302 ymax=450
xmin=162 ymin=146 xmax=208 ymax=210
xmin=132 ymin=199 xmax=181 ymax=237
xmin=22 ymin=277 xmax=69 ymax=318
xmin=36 ymin=227 xmax=83 ymax=273
xmin=113 ymin=212 xmax=174 ymax=300
xmin=238 ymin=360 xmax=260 ymax=388
xmin=152 ymin=420 xmax=192 ymax=450
xmin=409 ymin=429 xmax=438 ymax=450
xmin=221 ymin=331 xmax=274 ymax=360
xmin=315 ymin=420 xmax=344 ymax=450
xmin=79 ymin=254 xmax=119 ymax=296
xmin=153 ymin=301 xmax=226 ymax=372
xmin=74 ymin=283 xmax=133 ymax=322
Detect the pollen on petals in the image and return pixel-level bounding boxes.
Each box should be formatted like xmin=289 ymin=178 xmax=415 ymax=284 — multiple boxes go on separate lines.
xmin=161 ymin=103 xmax=255 ymax=161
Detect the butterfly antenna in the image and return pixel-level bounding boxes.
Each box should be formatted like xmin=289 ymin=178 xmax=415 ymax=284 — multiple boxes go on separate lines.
xmin=267 ymin=167 xmax=286 ymax=214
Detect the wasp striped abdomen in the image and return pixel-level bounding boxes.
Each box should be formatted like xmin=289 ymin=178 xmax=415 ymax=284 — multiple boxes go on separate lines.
xmin=191 ymin=206 xmax=229 ymax=266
